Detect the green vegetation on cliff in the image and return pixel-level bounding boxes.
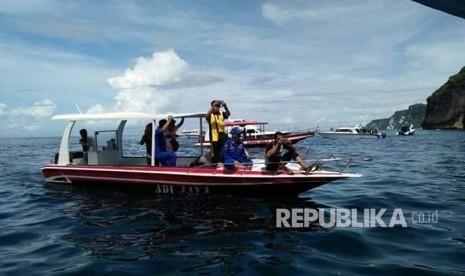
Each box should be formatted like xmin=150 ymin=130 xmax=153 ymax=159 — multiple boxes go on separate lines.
xmin=366 ymin=118 xmax=389 ymax=130
xmin=422 ymin=66 xmax=465 ymax=129
xmin=429 ymin=66 xmax=465 ymax=100
xmin=366 ymin=104 xmax=426 ymax=130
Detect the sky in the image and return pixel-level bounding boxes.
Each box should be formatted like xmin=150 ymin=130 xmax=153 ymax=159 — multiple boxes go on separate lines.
xmin=1 ymin=0 xmax=464 ymax=137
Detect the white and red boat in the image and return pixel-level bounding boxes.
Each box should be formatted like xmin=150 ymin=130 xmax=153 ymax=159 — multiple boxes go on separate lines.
xmin=195 ymin=119 xmax=315 ymax=148
xmin=41 ymin=112 xmax=361 ymax=196
xmin=181 ymin=128 xmax=206 ymax=138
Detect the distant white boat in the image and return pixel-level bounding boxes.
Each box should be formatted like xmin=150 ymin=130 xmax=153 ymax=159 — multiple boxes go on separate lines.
xmin=181 ymin=129 xmax=205 ymax=138
xmin=397 ymin=124 xmax=415 ymax=136
xmin=226 ymin=119 xmax=289 ymax=138
xmin=319 ymin=125 xmax=386 ymax=139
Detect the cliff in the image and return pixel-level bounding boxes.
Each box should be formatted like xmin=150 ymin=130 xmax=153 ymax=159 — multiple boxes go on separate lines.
xmin=422 ymin=67 xmax=465 ymax=129
xmin=366 ymin=104 xmax=426 ymax=130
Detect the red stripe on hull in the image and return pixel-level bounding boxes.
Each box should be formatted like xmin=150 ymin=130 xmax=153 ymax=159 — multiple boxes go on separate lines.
xmin=41 ymin=164 xmax=348 ymax=196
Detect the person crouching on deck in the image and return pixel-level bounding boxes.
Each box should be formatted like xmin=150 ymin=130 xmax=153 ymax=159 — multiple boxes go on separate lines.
xmin=223 ymin=127 xmax=253 ymax=170
xmin=155 ymin=116 xmax=177 ymax=167
xmin=265 ymin=131 xmax=310 ymax=175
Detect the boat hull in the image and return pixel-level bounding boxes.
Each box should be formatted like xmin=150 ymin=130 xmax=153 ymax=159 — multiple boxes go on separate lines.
xmin=318 ymin=133 xmax=382 ymax=139
xmin=397 ymin=130 xmax=415 ymax=135
xmin=41 ymin=164 xmax=359 ymax=196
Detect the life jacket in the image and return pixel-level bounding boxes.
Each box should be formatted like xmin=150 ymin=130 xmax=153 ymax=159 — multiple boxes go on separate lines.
xmin=209 ymin=112 xmax=226 ymax=142
xmin=224 ymin=139 xmax=247 ymax=161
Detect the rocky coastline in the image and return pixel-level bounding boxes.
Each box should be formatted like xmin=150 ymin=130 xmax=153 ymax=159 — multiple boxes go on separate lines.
xmin=422 ymin=67 xmax=465 ymax=130
xmin=366 ymin=67 xmax=465 ymax=130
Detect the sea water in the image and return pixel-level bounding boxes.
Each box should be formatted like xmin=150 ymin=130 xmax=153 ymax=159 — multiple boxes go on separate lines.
xmin=0 ymin=131 xmax=464 ymax=275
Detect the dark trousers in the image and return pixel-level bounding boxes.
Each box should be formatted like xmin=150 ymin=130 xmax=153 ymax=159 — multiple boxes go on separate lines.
xmin=266 ymin=150 xmax=299 ymax=171
xmin=211 ymin=133 xmax=227 ymax=164
xmin=211 ymin=141 xmax=222 ymax=164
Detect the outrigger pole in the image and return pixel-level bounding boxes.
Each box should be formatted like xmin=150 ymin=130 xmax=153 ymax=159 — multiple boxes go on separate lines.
xmin=199 ymin=116 xmax=204 ymax=156
xmin=151 ymin=119 xmax=156 ymax=166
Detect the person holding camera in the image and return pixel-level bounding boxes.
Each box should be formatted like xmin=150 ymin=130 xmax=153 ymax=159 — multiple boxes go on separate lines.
xmin=265 ymin=131 xmax=309 ymax=174
xmin=206 ymin=100 xmax=231 ymax=165
xmin=166 ymin=117 xmax=184 ymax=153
xmin=154 ymin=116 xmax=178 ymax=167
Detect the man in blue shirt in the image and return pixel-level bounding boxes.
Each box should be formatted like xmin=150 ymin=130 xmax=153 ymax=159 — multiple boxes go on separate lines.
xmin=223 ymin=127 xmax=253 ymax=170
xmin=155 ymin=116 xmax=177 ymax=167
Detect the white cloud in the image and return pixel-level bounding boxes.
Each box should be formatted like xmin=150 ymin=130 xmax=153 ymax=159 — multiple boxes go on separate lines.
xmin=261 ymin=2 xmax=358 ymax=25
xmin=405 ymin=40 xmax=465 ymax=72
xmin=108 ymin=49 xmax=187 ymax=90
xmin=112 ymin=87 xmax=170 ymax=113
xmin=0 ymin=102 xmax=7 ymax=116
xmin=9 ymin=99 xmax=56 ymax=118
xmin=90 ymin=49 xmax=188 ymax=114
xmin=0 ymin=99 xmax=57 ymax=135
xmin=262 ymin=3 xmax=314 ymax=25
xmin=86 ymin=104 xmax=106 ymax=114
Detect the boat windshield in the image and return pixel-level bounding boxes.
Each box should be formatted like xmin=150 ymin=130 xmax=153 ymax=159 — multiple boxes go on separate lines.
xmin=95 ymin=130 xmax=118 ymax=151
xmin=335 ymin=128 xmax=353 ymax=133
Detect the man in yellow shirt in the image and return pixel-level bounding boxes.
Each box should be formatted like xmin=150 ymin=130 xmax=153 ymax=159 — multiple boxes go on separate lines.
xmin=206 ymin=100 xmax=231 ymax=164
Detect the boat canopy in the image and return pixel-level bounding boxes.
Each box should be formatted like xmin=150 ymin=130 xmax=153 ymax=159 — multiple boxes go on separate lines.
xmin=335 ymin=128 xmax=356 ymax=133
xmin=224 ymin=120 xmax=268 ymax=126
xmin=52 ymin=112 xmax=206 ymax=121
xmin=52 ymin=111 xmax=206 ymax=166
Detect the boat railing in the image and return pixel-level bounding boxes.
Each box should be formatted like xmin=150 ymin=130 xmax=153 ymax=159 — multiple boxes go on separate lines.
xmin=322 ymin=155 xmax=353 ymax=174
xmin=185 ymin=155 xmax=356 ymax=175
xmin=186 ymin=163 xmax=253 ymax=175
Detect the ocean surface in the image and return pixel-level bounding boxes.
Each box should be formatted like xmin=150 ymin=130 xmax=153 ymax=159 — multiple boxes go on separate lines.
xmin=0 ymin=131 xmax=464 ymax=275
